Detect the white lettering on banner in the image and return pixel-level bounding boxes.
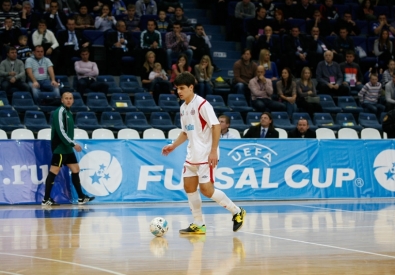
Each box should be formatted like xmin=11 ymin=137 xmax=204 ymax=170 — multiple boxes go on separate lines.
xmin=235 ymin=168 xmax=259 ymax=189
xmin=229 ymin=144 xmax=276 ymax=166
xmin=335 ymin=169 xmax=356 ymax=187
xmin=164 ymin=169 xmax=183 ymax=190
xmin=0 ymin=165 xmax=2 ymax=171
xmin=29 ymin=165 xmax=48 ymax=185
xmin=214 ymin=167 xmax=234 ymax=189
xmin=138 ymin=165 xmax=183 ymax=190
xmin=12 ymin=165 xmax=28 ymax=185
xmin=262 ymin=168 xmax=279 ymax=188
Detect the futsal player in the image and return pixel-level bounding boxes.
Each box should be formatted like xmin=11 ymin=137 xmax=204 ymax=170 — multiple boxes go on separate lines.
xmin=162 ymin=72 xmax=246 ymax=234
xmin=42 ymin=92 xmax=95 ymax=206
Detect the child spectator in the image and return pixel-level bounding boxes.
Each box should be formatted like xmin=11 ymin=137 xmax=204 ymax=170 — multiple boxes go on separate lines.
xmin=16 ymin=35 xmax=32 ymax=61
xmin=358 ymin=73 xmax=385 ymax=117
xmin=149 ymin=62 xmax=168 ymax=81
xmin=156 ymin=10 xmax=169 ymax=33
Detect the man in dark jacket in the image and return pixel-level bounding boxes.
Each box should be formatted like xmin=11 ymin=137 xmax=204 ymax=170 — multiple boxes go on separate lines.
xmin=288 ymin=118 xmax=316 ymax=138
xmin=243 ymin=112 xmax=279 ymax=138
xmin=43 ymin=1 xmax=67 ymax=32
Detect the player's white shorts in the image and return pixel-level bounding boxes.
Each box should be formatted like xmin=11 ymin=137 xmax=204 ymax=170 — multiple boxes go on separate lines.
xmin=183 ymin=163 xmax=215 ymax=183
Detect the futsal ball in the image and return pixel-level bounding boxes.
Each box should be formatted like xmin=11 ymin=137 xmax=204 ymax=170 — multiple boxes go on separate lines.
xmin=150 ymin=217 xmax=169 ymax=237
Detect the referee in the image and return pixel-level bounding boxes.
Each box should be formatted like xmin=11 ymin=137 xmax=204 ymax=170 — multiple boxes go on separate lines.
xmin=42 ymin=92 xmax=95 ymax=206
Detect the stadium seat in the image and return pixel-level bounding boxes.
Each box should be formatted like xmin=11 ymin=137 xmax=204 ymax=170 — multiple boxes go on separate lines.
xmin=227 ymin=94 xmax=254 ymax=113
xmin=100 ymin=112 xmax=127 ymax=131
xmin=228 ymin=128 xmax=241 ymax=139
xmin=71 ymin=92 xmax=89 ymax=112
xmin=12 ymin=91 xmax=40 ymax=112
xmin=337 ymin=96 xmax=363 ymax=114
xmin=335 ymin=113 xmax=363 ymax=132
xmin=271 ymin=112 xmax=294 ymax=131
xmin=318 ymin=94 xmax=342 ymax=114
xmin=0 ymin=91 xmax=12 ymax=109
xmin=206 ymin=94 xmax=230 ymax=114
xmin=291 ymin=112 xmax=318 ymax=131
xmin=119 ymin=75 xmax=141 ymax=94
xmin=118 ymin=128 xmax=140 ymax=139
xmin=37 ymin=128 xmax=51 ymax=140
xmin=313 ymin=113 xmax=341 ymax=131
xmin=24 ymin=111 xmax=50 ymax=132
xmin=174 ymin=112 xmax=181 ymax=128
xmin=55 ymin=75 xmax=72 ymax=90
xmin=223 ymin=111 xmax=249 ymax=132
xmin=74 ymin=128 xmax=89 ymax=139
xmin=86 ymin=93 xmax=113 ymax=112
xmin=158 ymin=94 xmax=180 ymax=113
xmin=361 ymin=128 xmax=381 ymax=139
xmin=110 ymin=93 xmax=137 ymax=113
xmin=316 ymin=128 xmax=336 ymax=139
xmin=92 ymin=128 xmax=115 ymax=139
xmin=168 ymin=128 xmax=182 ymax=139
xmin=83 ymin=30 xmax=105 ymax=46
xmin=150 ymin=111 xmax=177 ymax=131
xmin=124 ymin=111 xmax=152 ymax=132
xmin=358 ymin=112 xmax=382 ymax=131
xmin=37 ymin=93 xmax=60 ymax=112
xmin=0 ymin=129 xmax=8 ymax=139
xmin=134 ymin=92 xmax=161 ymax=113
xmin=275 ymin=128 xmax=288 ymax=139
xmin=0 ymin=109 xmax=24 ymax=132
xmin=96 ymin=75 xmax=123 ymax=95
xmin=75 ymin=112 xmax=101 ymax=131
xmin=245 ymin=112 xmax=261 ymax=126
xmin=337 ymin=128 xmax=359 ymax=139
xmin=143 ymin=128 xmax=166 ymax=139
xmin=11 ymin=128 xmax=34 ymax=139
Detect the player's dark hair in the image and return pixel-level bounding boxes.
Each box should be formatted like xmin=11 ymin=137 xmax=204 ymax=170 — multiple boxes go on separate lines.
xmin=174 ymin=72 xmax=195 ymax=87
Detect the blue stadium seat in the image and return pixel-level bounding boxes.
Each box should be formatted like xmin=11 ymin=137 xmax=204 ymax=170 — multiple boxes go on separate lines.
xmin=158 ymin=94 xmax=180 ymax=113
xmin=96 ymin=75 xmax=123 ymax=95
xmin=205 ymin=95 xmax=230 ymax=114
xmin=271 ymin=112 xmax=295 ymax=131
xmin=223 ymin=111 xmax=249 ymax=132
xmin=55 ymin=75 xmax=72 ymax=91
xmin=124 ymin=111 xmax=152 ymax=132
xmin=24 ymin=110 xmax=50 ymax=132
xmin=374 ymin=6 xmax=390 ymax=18
xmin=355 ymin=20 xmax=368 ymax=35
xmin=337 ymin=96 xmax=363 ymax=114
xmin=12 ymin=92 xmax=40 ymax=112
xmin=174 ymin=112 xmax=181 ymax=128
xmin=70 ymin=92 xmax=89 ymax=112
xmin=119 ymin=75 xmax=141 ymax=94
xmin=134 ymin=92 xmax=161 ymax=113
xmin=37 ymin=93 xmax=60 ymax=112
xmin=100 ymin=111 xmax=127 ymax=131
xmin=86 ymin=93 xmax=113 ymax=112
xmin=0 ymin=109 xmax=24 ymax=132
xmin=227 ymin=94 xmax=253 ymax=113
xmin=75 ymin=112 xmax=101 ymax=131
xmin=83 ymin=30 xmax=105 ymax=46
xmin=318 ymin=94 xmax=342 ymax=114
xmin=313 ymin=112 xmax=341 ymax=131
xmin=150 ymin=111 xmax=177 ymax=131
xmin=287 ymin=19 xmax=306 ymax=33
xmin=245 ymin=112 xmax=261 ymax=126
xmin=335 ymin=113 xmax=363 ymax=132
xmin=110 ymin=93 xmax=137 ymax=113
xmin=291 ymin=112 xmax=318 ymax=131
xmin=352 ymin=36 xmax=376 ymax=67
xmin=0 ymin=91 xmax=12 ymax=109
xmin=358 ymin=112 xmax=382 ymax=130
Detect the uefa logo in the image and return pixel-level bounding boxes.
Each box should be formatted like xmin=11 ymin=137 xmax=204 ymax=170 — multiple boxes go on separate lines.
xmin=373 ymin=149 xmax=395 ymax=192
xmin=79 ymin=150 xmax=123 ymax=196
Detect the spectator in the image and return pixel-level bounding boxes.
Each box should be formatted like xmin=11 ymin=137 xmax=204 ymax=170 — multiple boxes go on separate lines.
xmin=148 ymin=62 xmax=172 ymax=102
xmin=0 ymin=0 xmax=21 ymax=28
xmin=169 ymin=53 xmax=191 ymax=85
xmin=140 ymin=19 xmax=166 ymax=69
xmin=38 ymin=0 xmax=61 ymax=13
xmin=340 ymin=50 xmax=364 ymax=95
xmin=306 ymin=10 xmax=335 ymax=37
xmin=194 ymin=55 xmax=213 ymax=98
xmin=43 ymin=0 xmax=67 ymax=32
xmin=296 ymin=67 xmax=322 ymax=118
xmin=282 ymin=0 xmax=297 ymax=19
xmin=219 ymin=115 xmax=237 ymax=139
xmin=259 ymin=0 xmax=275 ymax=19
xmin=62 ymin=0 xmax=80 ymax=14
xmin=25 ymin=45 xmax=60 ymax=104
xmin=385 ymin=74 xmax=395 ymax=110
xmin=75 ymin=47 xmax=108 ymax=95
xmin=308 ymin=26 xmax=337 ymax=73
xmin=271 ymin=9 xmax=290 ymax=36
xmin=158 ymin=0 xmax=180 ymax=14
xmin=288 ymin=118 xmax=317 ymax=138
xmin=0 ymin=17 xmax=22 ymax=50
xmin=135 ymin=0 xmax=157 ymax=17
xmin=94 ymin=4 xmax=116 ymax=31
xmin=284 ymin=26 xmax=310 ymax=73
xmin=333 ymin=27 xmax=356 ymax=63
xmin=248 ymin=65 xmax=286 ymax=112
xmin=243 ymin=112 xmax=279 ymax=138
xmin=256 ymin=26 xmax=281 ymax=64
xmin=234 ymin=0 xmax=255 ymax=40
xmin=373 ymin=30 xmax=394 ymax=70
xmin=277 ymin=67 xmax=297 ymax=117
xmin=19 ymin=1 xmax=40 ymax=31
xmin=156 ymin=10 xmax=169 ymax=33
xmin=92 ymin=0 xmax=112 ymax=15
xmin=168 ymin=6 xmax=192 ymax=32
xmin=16 ymin=34 xmax=32 ymax=61
xmin=371 ymin=14 xmax=395 ymax=37
xmin=232 ymin=48 xmax=257 ymax=100
xmin=32 ymin=19 xmax=60 ymax=70
xmin=245 ymin=7 xmax=268 ymax=54
xmin=111 ymin=0 xmax=127 ymax=16
xmin=382 ymin=59 xmax=395 ymax=86
xmin=319 ymin=0 xmax=339 ymax=20
xmin=121 ymin=4 xmax=140 ymax=32
xmin=295 ymin=0 xmax=315 ymax=21
xmin=358 ymin=0 xmax=376 ymax=21
xmin=74 ymin=3 xmax=95 ymax=30
xmin=334 ymin=11 xmax=360 ymax=36
xmin=316 ymin=50 xmax=349 ymax=96
xmin=165 ymin=22 xmax=193 ymax=70
xmin=140 ymin=50 xmax=157 ymax=90
xmin=358 ymin=73 xmax=385 ymax=117
xmin=0 ymin=46 xmax=29 ymax=94
xmin=258 ymin=49 xmax=279 ymax=82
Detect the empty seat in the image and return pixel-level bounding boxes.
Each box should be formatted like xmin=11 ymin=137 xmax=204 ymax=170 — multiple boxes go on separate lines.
xmin=245 ymin=112 xmax=262 ymax=126
xmin=11 ymin=128 xmax=35 ymax=139
xmin=134 ymin=92 xmax=161 ymax=113
xmin=361 ymin=128 xmax=381 ymax=139
xmin=337 ymin=128 xmax=359 ymax=139
xmin=92 ymin=128 xmax=115 ymax=139
xmin=143 ymin=128 xmax=166 ymax=139
xmin=150 ymin=111 xmax=176 ymax=131
xmin=0 ymin=129 xmax=8 ymax=139
xmin=96 ymin=75 xmax=123 ymax=94
xmin=110 ymin=93 xmax=137 ymax=113
xmin=271 ymin=112 xmax=294 ymax=131
xmin=313 ymin=112 xmax=341 ymax=131
xmin=100 ymin=111 xmax=126 ymax=131
xmin=124 ymin=111 xmax=152 ymax=132
xmin=335 ymin=113 xmax=363 ymax=132
xmin=86 ymin=93 xmax=113 ymax=112
xmin=316 ymin=128 xmax=336 ymax=139
xmin=37 ymin=128 xmax=51 ymax=140
xmin=117 ymin=128 xmax=140 ymax=139
xmin=119 ymin=75 xmax=141 ymax=94
xmin=0 ymin=109 xmax=24 ymax=132
xmin=206 ymin=95 xmax=230 ymax=114
xmin=0 ymin=91 xmax=12 ymax=109
xmin=12 ymin=91 xmax=40 ymax=112
xmin=75 ymin=112 xmax=101 ymax=131
xmin=358 ymin=112 xmax=382 ymax=131
xmin=337 ymin=96 xmax=363 ymax=114
xmin=74 ymin=128 xmax=89 ymax=139
xmin=275 ymin=128 xmax=288 ymax=139
xmin=158 ymin=94 xmax=180 ymax=113
xmin=318 ymin=94 xmax=342 ymax=114
xmin=227 ymin=94 xmax=253 ymax=113
xmin=168 ymin=128 xmax=182 ymax=139
xmin=24 ymin=111 xmax=50 ymax=132
xmin=71 ymin=92 xmax=89 ymax=112
xmin=223 ymin=111 xmax=249 ymax=132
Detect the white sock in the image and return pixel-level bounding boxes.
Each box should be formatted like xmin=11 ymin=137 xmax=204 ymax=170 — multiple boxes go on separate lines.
xmin=210 ymin=189 xmax=240 ymax=215
xmin=187 ymin=191 xmax=204 ymax=226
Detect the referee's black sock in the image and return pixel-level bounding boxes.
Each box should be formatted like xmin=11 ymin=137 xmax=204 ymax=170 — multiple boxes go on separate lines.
xmin=71 ymin=172 xmax=85 ymax=198
xmin=44 ymin=172 xmax=57 ymax=200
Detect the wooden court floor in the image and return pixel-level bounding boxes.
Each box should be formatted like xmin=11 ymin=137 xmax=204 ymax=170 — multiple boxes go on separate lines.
xmin=0 ymin=199 xmax=395 ymax=275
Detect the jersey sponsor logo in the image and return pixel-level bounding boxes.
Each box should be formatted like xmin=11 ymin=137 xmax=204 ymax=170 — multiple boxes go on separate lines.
xmin=185 ymin=124 xmax=194 ymax=131
xmin=190 ymin=108 xmax=195 ymax=115
xmin=373 ymin=149 xmax=395 ymax=191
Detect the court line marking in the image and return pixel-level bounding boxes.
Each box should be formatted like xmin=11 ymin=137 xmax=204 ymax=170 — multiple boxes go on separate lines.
xmin=0 ymin=253 xmax=125 ymax=275
xmin=239 ymin=230 xmax=395 ymax=259
xmin=0 ymin=271 xmax=20 ymax=275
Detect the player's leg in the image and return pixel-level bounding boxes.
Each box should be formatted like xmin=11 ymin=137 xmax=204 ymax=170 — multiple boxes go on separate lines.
xmin=66 ymin=155 xmax=95 ymax=204
xmin=42 ymin=154 xmax=62 ymax=206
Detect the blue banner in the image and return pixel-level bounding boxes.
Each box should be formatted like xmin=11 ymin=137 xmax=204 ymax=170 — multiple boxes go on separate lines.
xmin=1 ymin=139 xmax=395 ymax=204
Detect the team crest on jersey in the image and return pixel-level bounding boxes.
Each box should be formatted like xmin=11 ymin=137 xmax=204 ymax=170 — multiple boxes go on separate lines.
xmin=190 ymin=108 xmax=195 ymax=115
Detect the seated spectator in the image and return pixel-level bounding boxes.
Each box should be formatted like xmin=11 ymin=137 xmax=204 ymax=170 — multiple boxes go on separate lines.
xmin=148 ymin=62 xmax=172 ymax=101
xmin=140 ymin=50 xmax=157 ymax=90
xmin=271 ymin=9 xmax=290 ymax=36
xmin=156 ymin=10 xmax=169 ymax=33
xmin=374 ymin=30 xmax=394 ymax=70
xmin=62 ymin=0 xmax=81 ymax=14
xmin=194 ymin=55 xmax=213 ymax=98
xmin=333 ymin=27 xmax=356 ymax=62
xmin=319 ymin=0 xmax=339 ymax=20
xmin=295 ymin=0 xmax=314 ymax=21
xmin=358 ymin=73 xmax=385 ymax=117
xmin=1 ymin=17 xmax=22 ymax=50
xmin=282 ymin=0 xmax=297 ymax=19
xmin=371 ymin=14 xmax=395 ymax=37
xmin=94 ymin=4 xmax=116 ymax=31
xmin=256 ymin=26 xmax=281 ymax=63
xmin=122 ymin=4 xmax=140 ymax=32
xmin=16 ymin=34 xmax=32 ymax=61
xmin=233 ymin=0 xmax=255 ymax=41
xmin=258 ymin=49 xmax=279 ymax=82
xmin=158 ymin=0 xmax=180 ymax=14
xmin=135 ymin=0 xmax=157 ymax=17
xmin=75 ymin=47 xmax=108 ymax=95
xmin=243 ymin=112 xmax=279 ymax=138
xmin=165 ymin=22 xmax=193 ymax=70
xmin=288 ymin=118 xmax=317 ymax=138
xmin=385 ymin=73 xmax=395 ymax=110
xmin=140 ymin=19 xmax=166 ymax=68
xmin=0 ymin=0 xmax=21 ymax=28
xmin=340 ymin=50 xmax=364 ymax=95
xmin=0 ymin=46 xmax=29 ymax=94
xmin=219 ymin=115 xmax=237 ymax=139
xmin=43 ymin=0 xmax=67 ymax=32
xmin=259 ymin=0 xmax=275 ymax=19
xmin=25 ymin=45 xmax=60 ymax=104
xmin=357 ymin=0 xmax=376 ymax=21
xmin=168 ymin=6 xmax=192 ymax=32
xmin=19 ymin=1 xmax=40 ymax=31
xmin=296 ymin=67 xmax=322 ymax=118
xmin=248 ymin=65 xmax=286 ymax=113
xmin=111 ymin=0 xmax=127 ymax=16
xmin=232 ymin=48 xmax=257 ymax=100
xmin=306 ymin=10 xmax=335 ymax=37
xmin=32 ymin=19 xmax=60 ymax=70
xmin=74 ymin=3 xmax=95 ymax=30
xmin=277 ymin=67 xmax=297 ymax=117
xmin=334 ymin=11 xmax=360 ymax=36
xmin=245 ymin=7 xmax=268 ymax=54
xmin=169 ymin=53 xmax=191 ymax=85
xmin=382 ymin=59 xmax=395 ymax=86
xmin=316 ymin=50 xmax=349 ymax=96
xmin=38 ymin=0 xmax=58 ymax=13
xmin=284 ymin=26 xmax=310 ymax=73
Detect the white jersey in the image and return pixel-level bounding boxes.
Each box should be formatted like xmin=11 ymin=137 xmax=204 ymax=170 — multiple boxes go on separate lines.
xmin=180 ymin=94 xmax=219 ymax=164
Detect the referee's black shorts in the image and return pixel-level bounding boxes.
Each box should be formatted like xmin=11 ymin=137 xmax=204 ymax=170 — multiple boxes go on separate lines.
xmin=51 ymin=153 xmax=78 ymax=167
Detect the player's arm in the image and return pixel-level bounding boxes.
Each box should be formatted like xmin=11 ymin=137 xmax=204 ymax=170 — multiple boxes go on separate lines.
xmin=209 ymin=124 xmax=220 ymax=168
xmin=162 ymin=131 xmax=188 ymax=156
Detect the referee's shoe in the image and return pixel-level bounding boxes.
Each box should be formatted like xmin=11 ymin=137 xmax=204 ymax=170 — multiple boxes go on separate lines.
xmin=78 ymin=195 xmax=95 ymax=205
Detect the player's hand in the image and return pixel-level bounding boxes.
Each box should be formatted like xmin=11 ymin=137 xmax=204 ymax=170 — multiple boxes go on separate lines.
xmin=208 ymin=151 xmax=218 ymax=168
xmin=162 ymin=144 xmax=175 ymax=156
xmin=74 ymin=144 xmax=82 ymax=152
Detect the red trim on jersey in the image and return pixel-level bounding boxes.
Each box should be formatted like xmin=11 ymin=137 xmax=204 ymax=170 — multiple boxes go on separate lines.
xmin=198 ymin=100 xmax=207 ymax=131
xmin=185 ymin=160 xmax=209 ymax=165
xmin=210 ymin=166 xmax=214 ymax=183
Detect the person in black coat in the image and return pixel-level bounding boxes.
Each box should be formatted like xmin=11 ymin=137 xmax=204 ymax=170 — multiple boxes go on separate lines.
xmin=243 ymin=112 xmax=279 ymax=138
xmin=288 ymin=118 xmax=316 ymax=138
xmin=284 ymin=26 xmax=310 ymax=73
xmin=43 ymin=1 xmax=68 ymax=33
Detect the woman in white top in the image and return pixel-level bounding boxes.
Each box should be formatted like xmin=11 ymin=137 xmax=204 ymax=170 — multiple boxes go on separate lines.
xmin=194 ymin=55 xmax=213 ymax=98
xmin=94 ymin=5 xmax=116 ymax=32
